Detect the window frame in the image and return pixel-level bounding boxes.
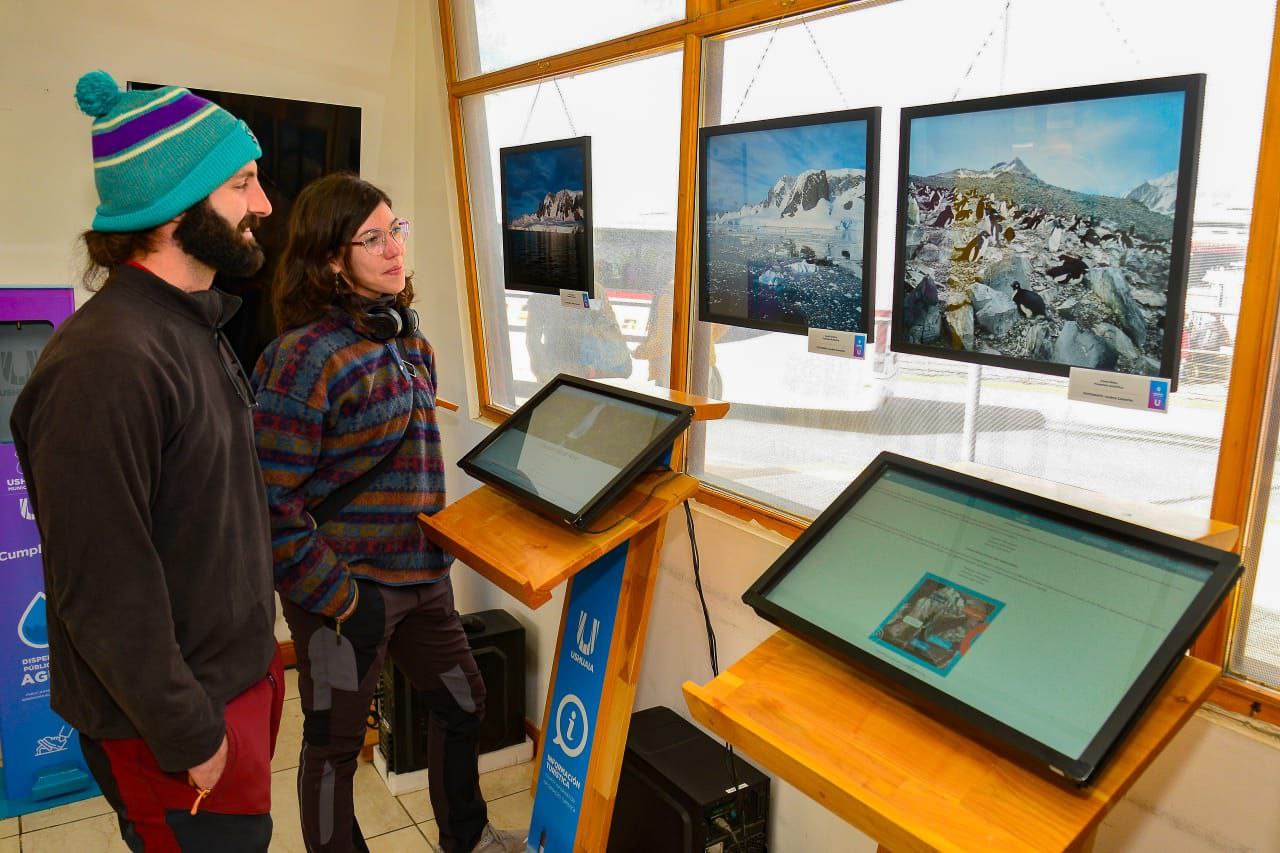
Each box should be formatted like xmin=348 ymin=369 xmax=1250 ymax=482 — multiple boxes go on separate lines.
xmin=438 ymin=0 xmax=1280 ymax=723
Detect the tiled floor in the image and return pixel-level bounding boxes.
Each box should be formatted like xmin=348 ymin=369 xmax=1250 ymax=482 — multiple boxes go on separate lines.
xmin=8 ymin=668 xmax=535 ymax=852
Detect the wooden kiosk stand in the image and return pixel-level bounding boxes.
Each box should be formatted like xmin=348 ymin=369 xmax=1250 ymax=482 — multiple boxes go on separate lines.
xmin=419 ymin=388 xmax=727 ymax=853
xmin=683 ymin=463 xmax=1239 ymax=853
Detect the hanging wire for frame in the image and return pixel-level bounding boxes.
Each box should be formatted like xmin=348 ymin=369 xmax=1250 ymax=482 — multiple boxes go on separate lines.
xmin=730 ymin=24 xmax=780 ymax=123
xmin=517 ymin=81 xmax=543 ymax=145
xmin=553 ymin=78 xmax=578 ymax=137
xmin=951 ymin=0 xmax=1013 ymax=101
xmin=1095 ymin=0 xmax=1144 ymax=70
xmin=802 ymin=19 xmax=850 ymax=109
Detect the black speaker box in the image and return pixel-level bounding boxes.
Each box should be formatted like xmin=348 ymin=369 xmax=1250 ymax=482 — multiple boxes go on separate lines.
xmin=377 ymin=608 xmax=527 ymax=774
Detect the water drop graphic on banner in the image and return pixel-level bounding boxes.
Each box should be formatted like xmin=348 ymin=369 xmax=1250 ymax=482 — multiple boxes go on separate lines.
xmin=19 ymin=592 xmax=48 ymax=649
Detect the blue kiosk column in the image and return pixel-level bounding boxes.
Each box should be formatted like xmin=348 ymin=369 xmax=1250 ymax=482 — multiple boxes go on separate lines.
xmin=0 ymin=288 xmax=98 ymax=817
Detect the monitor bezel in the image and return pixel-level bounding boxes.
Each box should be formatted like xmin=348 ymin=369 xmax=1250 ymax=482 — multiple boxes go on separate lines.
xmin=458 ymin=374 xmax=694 ymax=529
xmin=742 ymin=451 xmax=1241 ymax=785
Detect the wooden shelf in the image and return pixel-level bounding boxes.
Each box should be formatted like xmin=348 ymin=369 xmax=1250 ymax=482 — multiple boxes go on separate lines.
xmin=419 ymin=471 xmax=700 ymax=608
xmin=684 ymin=631 xmax=1219 ymax=853
xmin=592 ymin=380 xmax=730 ymax=422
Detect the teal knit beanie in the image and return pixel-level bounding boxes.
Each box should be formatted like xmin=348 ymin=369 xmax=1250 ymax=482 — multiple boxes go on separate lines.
xmin=74 ymin=70 xmax=262 ymax=233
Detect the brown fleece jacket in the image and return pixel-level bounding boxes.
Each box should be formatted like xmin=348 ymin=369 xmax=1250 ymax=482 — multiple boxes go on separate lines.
xmin=10 ymin=264 xmax=276 ymax=772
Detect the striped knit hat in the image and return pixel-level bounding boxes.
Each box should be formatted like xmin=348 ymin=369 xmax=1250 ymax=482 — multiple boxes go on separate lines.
xmin=74 ymin=70 xmax=262 ymax=233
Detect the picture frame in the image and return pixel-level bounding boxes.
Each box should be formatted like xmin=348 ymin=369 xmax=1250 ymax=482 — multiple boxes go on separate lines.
xmin=892 ymin=75 xmax=1205 ymax=383
xmin=698 ymin=108 xmax=881 ymax=337
xmin=499 ymin=136 xmax=593 ymax=296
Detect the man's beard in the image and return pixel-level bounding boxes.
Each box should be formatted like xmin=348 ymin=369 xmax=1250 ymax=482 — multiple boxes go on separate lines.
xmin=173 ymin=198 xmax=265 ymax=277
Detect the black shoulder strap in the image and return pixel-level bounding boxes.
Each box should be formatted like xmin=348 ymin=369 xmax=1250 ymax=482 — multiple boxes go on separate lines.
xmin=307 ymin=341 xmax=415 ymax=528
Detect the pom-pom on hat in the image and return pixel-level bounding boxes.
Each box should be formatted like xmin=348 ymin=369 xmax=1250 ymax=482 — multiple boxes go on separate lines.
xmin=75 ymin=70 xmax=262 ymax=233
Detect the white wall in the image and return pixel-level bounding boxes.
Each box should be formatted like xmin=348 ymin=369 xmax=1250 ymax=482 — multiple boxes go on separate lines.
xmin=3 ymin=2 xmax=1279 ymax=850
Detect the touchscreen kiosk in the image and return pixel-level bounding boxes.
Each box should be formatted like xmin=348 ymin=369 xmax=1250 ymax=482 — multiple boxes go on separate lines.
xmin=458 ymin=375 xmax=694 ymax=529
xmin=743 ymin=452 xmax=1240 ymax=785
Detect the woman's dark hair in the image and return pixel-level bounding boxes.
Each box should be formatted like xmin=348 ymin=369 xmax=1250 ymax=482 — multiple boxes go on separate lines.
xmin=80 ymin=228 xmax=160 ymax=290
xmin=273 ymin=172 xmax=415 ymax=332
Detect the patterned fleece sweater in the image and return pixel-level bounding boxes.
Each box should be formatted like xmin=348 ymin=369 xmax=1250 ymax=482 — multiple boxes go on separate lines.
xmin=252 ymin=308 xmax=451 ymax=617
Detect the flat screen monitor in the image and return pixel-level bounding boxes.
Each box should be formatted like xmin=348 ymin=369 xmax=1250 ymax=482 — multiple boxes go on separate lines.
xmin=458 ymin=375 xmax=694 ymax=529
xmin=0 ymin=322 xmax=53 ymax=444
xmin=743 ymin=452 xmax=1240 ymax=785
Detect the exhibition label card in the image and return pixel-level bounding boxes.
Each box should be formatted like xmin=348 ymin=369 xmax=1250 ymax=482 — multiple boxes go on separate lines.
xmin=808 ymin=328 xmax=865 ymax=359
xmin=559 ymin=289 xmax=591 ymax=310
xmin=1068 ymin=367 xmax=1171 ymax=413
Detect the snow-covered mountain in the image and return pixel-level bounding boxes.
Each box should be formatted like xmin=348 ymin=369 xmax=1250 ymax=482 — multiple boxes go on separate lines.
xmin=931 ymin=157 xmax=1039 ymax=182
xmin=712 ymin=168 xmax=865 ymax=230
xmin=1125 ymin=171 xmax=1178 ymax=217
xmin=510 ymin=188 xmax=585 ymax=230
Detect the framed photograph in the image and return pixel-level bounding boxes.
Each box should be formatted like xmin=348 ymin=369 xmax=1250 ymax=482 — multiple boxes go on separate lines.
xmin=699 ymin=108 xmax=881 ymax=336
xmin=500 ymin=136 xmax=593 ymax=296
xmin=893 ymin=75 xmax=1205 ymax=382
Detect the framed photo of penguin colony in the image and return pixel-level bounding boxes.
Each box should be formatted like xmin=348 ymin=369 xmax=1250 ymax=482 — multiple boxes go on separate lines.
xmin=698 ymin=108 xmax=881 ymax=336
xmin=891 ymin=75 xmax=1205 ymax=382
xmin=499 ymin=136 xmax=593 ymax=296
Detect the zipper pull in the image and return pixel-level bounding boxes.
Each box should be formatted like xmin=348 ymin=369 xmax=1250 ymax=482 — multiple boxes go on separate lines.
xmin=335 ymin=618 xmax=343 ymax=644
xmin=190 ymin=785 xmax=211 ymax=815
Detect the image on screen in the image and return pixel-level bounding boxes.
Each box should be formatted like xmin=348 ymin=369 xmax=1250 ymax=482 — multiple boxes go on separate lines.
xmin=762 ymin=467 xmax=1216 ymax=762
xmin=0 ymin=322 xmax=53 ymax=444
xmin=465 ymin=384 xmax=679 ymax=517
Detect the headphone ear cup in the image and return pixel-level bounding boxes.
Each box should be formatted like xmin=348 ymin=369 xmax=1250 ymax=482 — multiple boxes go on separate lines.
xmin=397 ymin=305 xmax=419 ymax=338
xmin=363 ymin=305 xmax=402 ymax=342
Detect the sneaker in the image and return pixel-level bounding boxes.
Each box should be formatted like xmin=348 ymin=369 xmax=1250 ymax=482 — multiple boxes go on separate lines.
xmin=471 ymin=824 xmax=528 ymax=853
xmin=433 ymin=824 xmax=529 ymax=853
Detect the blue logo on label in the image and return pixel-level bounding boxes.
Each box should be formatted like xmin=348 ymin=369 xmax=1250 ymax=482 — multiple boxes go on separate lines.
xmin=582 ymin=293 xmax=590 ymax=309
xmin=1148 ymin=379 xmax=1170 ymax=411
xmin=854 ymin=334 xmax=866 ymax=359
xmin=18 ymin=592 xmax=47 ymax=649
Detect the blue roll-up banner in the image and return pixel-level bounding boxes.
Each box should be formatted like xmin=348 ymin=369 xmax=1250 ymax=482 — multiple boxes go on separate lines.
xmin=0 ymin=288 xmax=98 ymax=818
xmin=527 ymin=540 xmax=630 ymax=852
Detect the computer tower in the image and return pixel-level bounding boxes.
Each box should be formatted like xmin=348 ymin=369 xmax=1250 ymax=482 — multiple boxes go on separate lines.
xmin=377 ymin=608 xmax=526 ymax=773
xmin=607 ymin=705 xmax=769 ymax=853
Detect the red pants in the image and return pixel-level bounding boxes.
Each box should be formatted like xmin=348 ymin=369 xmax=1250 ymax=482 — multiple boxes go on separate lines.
xmin=80 ymin=650 xmax=285 ymax=852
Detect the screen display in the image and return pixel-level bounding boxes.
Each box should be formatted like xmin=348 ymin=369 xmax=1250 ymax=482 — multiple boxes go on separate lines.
xmin=0 ymin=322 xmax=53 ymax=444
xmin=761 ymin=467 xmax=1216 ymax=762
xmin=466 ymin=384 xmax=680 ymax=517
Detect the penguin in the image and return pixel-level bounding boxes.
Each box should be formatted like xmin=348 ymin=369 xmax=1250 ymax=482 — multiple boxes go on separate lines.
xmin=1011 ymin=281 xmax=1047 ymax=319
xmin=1047 ymin=253 xmax=1088 ymax=283
xmin=1047 ymin=217 xmax=1065 ymax=253
xmin=929 ymin=204 xmax=954 ymax=228
xmin=953 ymin=230 xmax=988 ymax=262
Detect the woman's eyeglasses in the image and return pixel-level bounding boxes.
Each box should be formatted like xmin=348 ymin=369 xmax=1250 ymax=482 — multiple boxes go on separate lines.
xmin=349 ymin=219 xmax=411 ymax=256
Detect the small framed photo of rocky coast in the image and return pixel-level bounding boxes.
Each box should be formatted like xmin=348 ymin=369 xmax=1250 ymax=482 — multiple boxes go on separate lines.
xmin=699 ymin=108 xmax=881 ymax=337
xmin=500 ymin=136 xmax=593 ymax=296
xmin=892 ymin=75 xmax=1205 ymax=384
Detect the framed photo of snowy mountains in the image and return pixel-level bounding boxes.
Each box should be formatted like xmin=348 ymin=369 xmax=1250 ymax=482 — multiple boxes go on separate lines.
xmin=499 ymin=136 xmax=593 ymax=296
xmin=698 ymin=108 xmax=881 ymax=336
xmin=892 ymin=75 xmax=1205 ymax=384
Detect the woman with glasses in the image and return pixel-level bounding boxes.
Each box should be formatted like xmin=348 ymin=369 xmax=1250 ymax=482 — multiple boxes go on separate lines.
xmin=251 ymin=173 xmax=524 ymax=853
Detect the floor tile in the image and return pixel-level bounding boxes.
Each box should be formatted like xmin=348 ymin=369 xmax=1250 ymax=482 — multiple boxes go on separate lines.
xmin=19 ymin=794 xmax=112 ymax=833
xmin=272 ymin=697 xmax=304 ymax=773
xmin=479 ymin=762 xmax=533 ymax=801
xmin=367 ymin=825 xmax=433 ymax=852
xmin=268 ymin=768 xmax=305 ymax=853
xmin=354 ymin=761 xmax=414 ymax=838
xmin=0 ymin=817 xmax=14 ymax=839
xmin=398 ymin=787 xmax=434 ymax=825
xmin=20 ymin=812 xmax=131 ymax=853
xmin=284 ymin=667 xmax=300 ymax=701
xmin=486 ymin=790 xmax=534 ymax=841
xmin=0 ymin=836 xmax=15 ymax=852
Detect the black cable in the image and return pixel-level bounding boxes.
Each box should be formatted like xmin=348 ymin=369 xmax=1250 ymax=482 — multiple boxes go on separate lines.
xmin=684 ymin=500 xmax=751 ymax=853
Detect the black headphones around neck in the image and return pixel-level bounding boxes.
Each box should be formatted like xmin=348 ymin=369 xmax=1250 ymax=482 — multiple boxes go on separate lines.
xmin=359 ymin=301 xmax=419 ymax=342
